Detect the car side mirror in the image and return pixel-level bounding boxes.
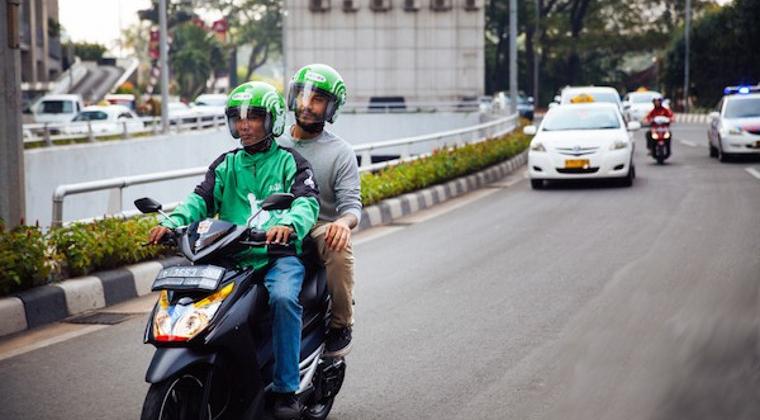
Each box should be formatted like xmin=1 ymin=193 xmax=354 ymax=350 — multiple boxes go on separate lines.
xmin=261 ymin=193 xmax=295 ymax=211
xmin=523 ymin=125 xmax=538 ymax=136
xmin=553 ymin=95 xmax=561 ymax=103
xmin=627 ymin=121 xmax=642 ymax=131
xmin=134 ymin=197 xmax=163 ymax=214
xmin=708 ymin=111 xmax=719 ymax=120
xmin=548 ymin=102 xmax=557 ymax=109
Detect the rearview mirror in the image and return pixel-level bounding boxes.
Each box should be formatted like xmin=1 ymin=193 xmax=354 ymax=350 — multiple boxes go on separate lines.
xmin=523 ymin=125 xmax=538 ymax=136
xmin=553 ymin=95 xmax=561 ymax=103
xmin=261 ymin=193 xmax=295 ymax=211
xmin=134 ymin=197 xmax=163 ymax=214
xmin=627 ymin=121 xmax=642 ymax=131
xmin=708 ymin=111 xmax=719 ymax=120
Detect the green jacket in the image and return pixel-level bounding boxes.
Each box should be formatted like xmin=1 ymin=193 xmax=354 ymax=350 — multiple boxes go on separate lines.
xmin=161 ymin=141 xmax=320 ymax=270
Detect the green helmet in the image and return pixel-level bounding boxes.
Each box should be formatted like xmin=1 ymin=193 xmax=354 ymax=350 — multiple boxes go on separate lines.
xmin=225 ymin=81 xmax=286 ymax=139
xmin=287 ymin=64 xmax=347 ymax=124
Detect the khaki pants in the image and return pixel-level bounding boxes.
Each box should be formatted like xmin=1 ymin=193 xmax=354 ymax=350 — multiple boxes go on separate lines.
xmin=310 ymin=221 xmax=355 ymax=329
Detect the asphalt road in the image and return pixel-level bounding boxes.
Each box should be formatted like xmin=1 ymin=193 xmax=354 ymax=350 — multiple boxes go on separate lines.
xmin=2 ymin=123 xmax=759 ymax=420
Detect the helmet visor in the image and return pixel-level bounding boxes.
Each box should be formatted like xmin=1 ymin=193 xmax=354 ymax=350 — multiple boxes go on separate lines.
xmin=288 ymin=82 xmax=338 ymax=124
xmin=225 ymin=106 xmax=271 ymax=140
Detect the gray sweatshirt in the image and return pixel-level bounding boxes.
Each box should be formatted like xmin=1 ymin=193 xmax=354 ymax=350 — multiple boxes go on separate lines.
xmin=278 ymin=129 xmax=362 ymax=223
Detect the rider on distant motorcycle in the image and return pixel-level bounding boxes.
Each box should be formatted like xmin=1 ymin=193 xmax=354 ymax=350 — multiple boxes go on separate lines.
xmin=644 ymin=96 xmax=674 ymax=152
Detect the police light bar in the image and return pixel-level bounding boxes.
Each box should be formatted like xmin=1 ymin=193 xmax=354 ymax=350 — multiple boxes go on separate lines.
xmin=724 ymin=85 xmax=760 ymax=95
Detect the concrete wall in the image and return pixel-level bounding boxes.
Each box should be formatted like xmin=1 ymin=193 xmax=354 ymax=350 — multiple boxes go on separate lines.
xmin=284 ymin=0 xmax=485 ymax=103
xmin=25 ymin=112 xmax=481 ymax=227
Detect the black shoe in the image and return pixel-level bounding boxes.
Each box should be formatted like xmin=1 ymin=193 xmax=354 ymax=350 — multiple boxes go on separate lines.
xmin=273 ymin=392 xmax=302 ymax=420
xmin=325 ymin=327 xmax=352 ymax=357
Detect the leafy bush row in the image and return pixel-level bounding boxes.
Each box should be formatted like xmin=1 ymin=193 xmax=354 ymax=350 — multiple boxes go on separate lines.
xmin=1 ymin=130 xmax=528 ymax=296
xmin=0 ymin=217 xmax=171 ymax=296
xmin=360 ymin=131 xmax=530 ymax=206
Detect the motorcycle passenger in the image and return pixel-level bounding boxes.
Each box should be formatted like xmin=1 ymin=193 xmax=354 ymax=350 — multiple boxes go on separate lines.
xmin=644 ymin=96 xmax=674 ymax=152
xmin=278 ymin=64 xmax=361 ymax=358
xmin=148 ymin=82 xmax=319 ymax=420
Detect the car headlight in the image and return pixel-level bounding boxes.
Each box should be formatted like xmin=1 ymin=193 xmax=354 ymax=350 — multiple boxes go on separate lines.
xmin=530 ymin=142 xmax=546 ymax=152
xmin=610 ymin=140 xmax=629 ymax=150
xmin=152 ymin=282 xmax=234 ymax=342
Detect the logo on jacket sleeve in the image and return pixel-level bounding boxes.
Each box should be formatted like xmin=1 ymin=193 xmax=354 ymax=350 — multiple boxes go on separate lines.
xmin=304 ymin=169 xmax=316 ymax=189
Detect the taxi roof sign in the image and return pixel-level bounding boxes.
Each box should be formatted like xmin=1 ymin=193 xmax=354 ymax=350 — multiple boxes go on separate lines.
xmin=570 ymin=93 xmax=595 ymax=104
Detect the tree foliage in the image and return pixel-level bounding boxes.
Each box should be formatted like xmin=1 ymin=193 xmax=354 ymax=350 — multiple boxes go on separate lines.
xmin=170 ymin=22 xmax=226 ymax=100
xmin=73 ymin=41 xmax=107 ymax=61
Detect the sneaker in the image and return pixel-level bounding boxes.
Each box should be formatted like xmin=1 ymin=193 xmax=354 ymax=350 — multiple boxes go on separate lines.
xmin=273 ymin=392 xmax=302 ymax=420
xmin=325 ymin=327 xmax=352 ymax=357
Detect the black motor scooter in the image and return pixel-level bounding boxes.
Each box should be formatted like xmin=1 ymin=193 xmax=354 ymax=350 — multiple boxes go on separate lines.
xmin=135 ymin=193 xmax=345 ymax=420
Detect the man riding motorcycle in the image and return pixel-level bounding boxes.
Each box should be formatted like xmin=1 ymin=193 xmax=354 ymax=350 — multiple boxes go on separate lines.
xmin=278 ymin=64 xmax=361 ymax=359
xmin=147 ymin=81 xmax=320 ymax=419
xmin=644 ymin=95 xmax=674 ymax=153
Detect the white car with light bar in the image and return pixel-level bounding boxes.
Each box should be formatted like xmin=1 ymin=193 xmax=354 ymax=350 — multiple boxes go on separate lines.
xmin=524 ymin=102 xmax=640 ymax=189
xmin=708 ymin=85 xmax=760 ymax=162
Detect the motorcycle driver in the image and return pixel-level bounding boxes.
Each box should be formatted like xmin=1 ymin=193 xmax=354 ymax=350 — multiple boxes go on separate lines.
xmin=644 ymin=95 xmax=674 ymax=152
xmin=147 ymin=81 xmax=319 ymax=419
xmin=278 ymin=64 xmax=361 ymax=358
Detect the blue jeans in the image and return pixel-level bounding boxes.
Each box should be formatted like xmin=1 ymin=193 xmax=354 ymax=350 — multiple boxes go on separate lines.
xmin=264 ymin=256 xmax=304 ymax=393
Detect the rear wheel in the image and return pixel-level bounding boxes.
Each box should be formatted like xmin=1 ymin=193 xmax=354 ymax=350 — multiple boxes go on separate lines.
xmin=530 ymin=179 xmax=545 ymax=190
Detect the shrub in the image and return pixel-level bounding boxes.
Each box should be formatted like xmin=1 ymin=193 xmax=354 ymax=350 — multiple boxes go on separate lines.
xmin=0 ymin=221 xmax=52 ymax=295
xmin=48 ymin=216 xmax=172 ymax=278
xmin=360 ymin=131 xmax=530 ymax=206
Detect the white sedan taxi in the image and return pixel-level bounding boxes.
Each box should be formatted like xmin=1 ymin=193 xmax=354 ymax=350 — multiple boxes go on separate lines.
xmin=524 ymin=102 xmax=641 ymax=189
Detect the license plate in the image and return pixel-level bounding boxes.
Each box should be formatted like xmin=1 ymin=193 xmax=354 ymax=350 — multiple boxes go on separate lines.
xmin=565 ymin=159 xmax=590 ymax=169
xmin=152 ymin=265 xmax=225 ymax=291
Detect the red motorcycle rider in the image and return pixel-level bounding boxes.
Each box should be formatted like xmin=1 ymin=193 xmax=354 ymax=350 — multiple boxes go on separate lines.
xmin=644 ymin=96 xmax=674 ymax=153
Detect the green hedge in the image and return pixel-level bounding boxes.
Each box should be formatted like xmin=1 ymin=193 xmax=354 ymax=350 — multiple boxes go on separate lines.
xmin=0 ymin=216 xmax=171 ymax=296
xmin=361 ymin=130 xmax=530 ymax=206
xmin=1 ymin=130 xmax=529 ymax=296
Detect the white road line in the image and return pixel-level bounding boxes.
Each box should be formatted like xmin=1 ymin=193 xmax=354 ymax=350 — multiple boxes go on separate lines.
xmin=745 ymin=167 xmax=760 ymax=180
xmin=679 ymin=140 xmax=697 ymax=147
xmin=0 ymin=324 xmax=108 ymax=362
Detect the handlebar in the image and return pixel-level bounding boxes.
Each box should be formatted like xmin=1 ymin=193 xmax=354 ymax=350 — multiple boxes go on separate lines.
xmin=241 ymin=229 xmax=297 ymax=247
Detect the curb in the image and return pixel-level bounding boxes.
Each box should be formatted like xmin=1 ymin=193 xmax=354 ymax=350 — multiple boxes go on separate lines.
xmin=356 ymin=150 xmax=527 ymax=231
xmin=0 ymin=256 xmax=186 ymax=337
xmin=0 ymin=150 xmax=528 ymax=338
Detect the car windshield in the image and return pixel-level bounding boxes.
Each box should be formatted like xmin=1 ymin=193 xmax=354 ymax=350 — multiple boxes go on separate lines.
xmin=724 ymin=97 xmax=760 ymax=118
xmin=40 ymin=100 xmax=74 ymax=114
xmin=542 ymin=108 xmax=621 ymax=131
xmin=564 ymin=91 xmax=619 ymax=104
xmin=196 ymin=97 xmax=226 ymax=106
xmin=72 ymin=111 xmax=108 ymax=121
xmin=630 ymin=93 xmax=658 ymax=103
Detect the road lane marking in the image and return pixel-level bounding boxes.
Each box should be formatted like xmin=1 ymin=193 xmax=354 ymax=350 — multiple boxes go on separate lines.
xmin=0 ymin=324 xmax=108 ymax=362
xmin=679 ymin=140 xmax=697 ymax=147
xmin=745 ymin=167 xmax=760 ymax=180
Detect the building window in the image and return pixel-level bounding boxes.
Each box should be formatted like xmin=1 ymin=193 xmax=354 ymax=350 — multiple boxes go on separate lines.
xmin=370 ymin=0 xmax=392 ymax=12
xmin=309 ymin=0 xmax=331 ymax=12
xmin=430 ymin=0 xmax=452 ymax=12
xmin=342 ymin=0 xmax=359 ymax=12
xmin=403 ymin=0 xmax=420 ymax=11
xmin=463 ymin=0 xmax=481 ymax=10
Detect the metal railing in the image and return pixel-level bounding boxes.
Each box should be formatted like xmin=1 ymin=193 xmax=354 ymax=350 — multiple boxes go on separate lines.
xmin=342 ymin=100 xmax=487 ymax=114
xmin=23 ymin=113 xmax=227 ymax=147
xmin=50 ymin=112 xmax=518 ymax=228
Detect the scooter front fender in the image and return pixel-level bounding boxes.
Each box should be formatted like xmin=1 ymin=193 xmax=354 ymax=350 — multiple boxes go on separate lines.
xmin=145 ymin=347 xmax=216 ymax=383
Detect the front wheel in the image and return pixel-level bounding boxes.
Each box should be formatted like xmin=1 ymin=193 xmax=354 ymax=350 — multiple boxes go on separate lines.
xmin=141 ymin=373 xmax=212 ymax=420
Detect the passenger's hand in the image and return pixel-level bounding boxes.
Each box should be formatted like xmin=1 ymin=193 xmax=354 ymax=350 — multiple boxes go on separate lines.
xmin=266 ymin=225 xmax=294 ymax=245
xmin=148 ymin=226 xmax=170 ymax=245
xmin=325 ymin=220 xmax=351 ymax=252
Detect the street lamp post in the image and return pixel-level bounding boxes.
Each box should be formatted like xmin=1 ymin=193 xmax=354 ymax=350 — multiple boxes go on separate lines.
xmin=683 ymin=0 xmax=691 ymax=113
xmin=509 ymin=0 xmax=518 ymax=114
xmin=159 ymin=0 xmax=169 ymax=133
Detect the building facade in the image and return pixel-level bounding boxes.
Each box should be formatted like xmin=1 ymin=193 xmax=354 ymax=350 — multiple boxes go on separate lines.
xmin=284 ymin=0 xmax=485 ymax=105
xmin=19 ymin=0 xmax=63 ymax=92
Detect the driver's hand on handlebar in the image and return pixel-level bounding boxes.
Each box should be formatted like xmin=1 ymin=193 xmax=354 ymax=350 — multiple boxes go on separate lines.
xmin=148 ymin=226 xmax=170 ymax=245
xmin=266 ymin=225 xmax=294 ymax=245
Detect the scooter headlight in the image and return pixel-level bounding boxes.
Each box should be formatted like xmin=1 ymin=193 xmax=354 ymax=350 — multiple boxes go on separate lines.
xmin=651 ymin=132 xmax=660 ymax=140
xmin=663 ymin=132 xmax=671 ymax=139
xmin=153 ymin=282 xmax=235 ymax=342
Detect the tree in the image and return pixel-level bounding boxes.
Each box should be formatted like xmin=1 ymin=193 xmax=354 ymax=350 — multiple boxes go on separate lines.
xmin=73 ymin=41 xmax=107 ymax=61
xmin=170 ymin=22 xmax=225 ymax=100
xmin=205 ymin=0 xmax=282 ymax=81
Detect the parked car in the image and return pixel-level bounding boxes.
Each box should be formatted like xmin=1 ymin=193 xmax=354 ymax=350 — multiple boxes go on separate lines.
xmin=493 ymin=92 xmax=535 ymax=120
xmin=32 ymin=94 xmax=84 ymax=124
xmin=708 ymin=85 xmax=760 ymax=162
xmin=192 ymin=93 xmax=228 ymax=118
xmin=62 ymin=105 xmax=144 ymax=136
xmin=524 ymin=102 xmax=640 ymax=189
xmin=168 ymin=102 xmax=201 ymax=124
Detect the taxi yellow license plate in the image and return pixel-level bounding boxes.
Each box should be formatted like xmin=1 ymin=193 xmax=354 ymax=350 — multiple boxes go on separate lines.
xmin=564 ymin=159 xmax=590 ymax=169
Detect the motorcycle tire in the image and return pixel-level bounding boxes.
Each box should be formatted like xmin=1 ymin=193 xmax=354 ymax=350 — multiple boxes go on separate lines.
xmin=303 ymin=397 xmax=336 ymax=420
xmin=656 ymin=155 xmax=665 ymax=165
xmin=140 ymin=373 xmax=212 ymax=420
